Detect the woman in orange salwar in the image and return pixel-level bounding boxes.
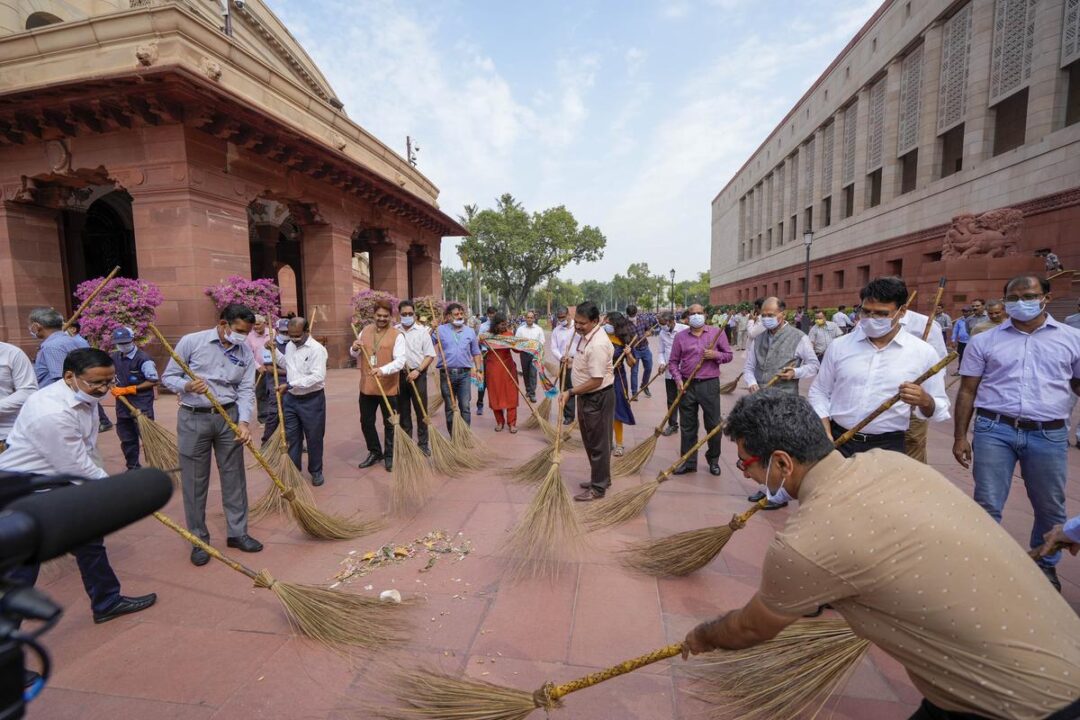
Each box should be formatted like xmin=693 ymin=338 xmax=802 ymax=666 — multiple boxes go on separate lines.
xmin=481 ymin=313 xmax=521 ymax=433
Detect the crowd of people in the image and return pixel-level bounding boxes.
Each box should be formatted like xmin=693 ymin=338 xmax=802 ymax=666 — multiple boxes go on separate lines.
xmin=1 ymin=270 xmax=1079 ymax=719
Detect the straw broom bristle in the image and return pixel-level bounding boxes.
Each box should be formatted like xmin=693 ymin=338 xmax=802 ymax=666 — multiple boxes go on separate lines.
xmin=502 ymin=444 xmax=556 ymax=485
xmin=254 ymin=570 xmax=413 ymax=652
xmin=504 ymin=459 xmax=587 ymax=580
xmin=389 ymin=423 xmax=434 ymax=516
xmin=451 ymin=409 xmax=483 ymax=451
xmin=611 ymin=431 xmax=659 ymax=478
xmin=248 ymin=432 xmax=284 ymax=472
xmin=288 ymin=496 xmax=382 ymax=540
xmin=718 ymin=377 xmax=740 ymax=395
xmin=133 ymin=412 xmax=181 ymax=488
xmin=251 ymin=452 xmax=314 ymax=521
xmin=580 ymin=480 xmax=660 ymax=531
xmin=376 ymin=664 xmax=541 ymax=720
xmin=686 ymin=620 xmax=870 ymax=720
xmin=428 ymin=425 xmax=464 ymax=476
xmin=524 ymin=395 xmax=552 ymax=430
xmin=619 ymin=524 xmax=734 ymax=577
xmin=427 ymin=392 xmax=444 ymax=418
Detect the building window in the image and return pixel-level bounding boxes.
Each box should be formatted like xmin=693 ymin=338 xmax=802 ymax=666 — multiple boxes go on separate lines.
xmin=778 ymin=221 xmax=785 ymax=245
xmin=843 ymin=185 xmax=855 ymax=218
xmin=804 ymin=206 xmax=814 ymax=232
xmin=25 ymin=12 xmax=63 ymax=29
xmin=790 ymin=215 xmax=798 ymax=241
xmin=784 ymin=279 xmax=792 ymax=295
xmin=822 ymin=197 xmax=832 ymax=227
xmin=766 ymin=228 xmax=773 ymax=251
xmin=813 ymin=274 xmax=824 ymax=291
xmin=834 ymin=269 xmax=845 ymax=289
xmin=772 ymin=282 xmax=779 ymax=295
xmin=867 ymin=169 xmax=882 ymax=208
xmin=923 ymin=250 xmax=943 ymax=262
xmin=992 ymin=87 xmax=1028 ymax=155
xmin=886 ymin=259 xmax=903 ymax=276
xmin=899 ymin=149 xmax=918 ymax=194
xmin=940 ymin=124 xmax=964 ymax=177
xmin=857 ymin=264 xmax=870 ymax=286
xmin=1067 ymin=60 xmax=1080 ymax=127
xmin=799 ymin=277 xmax=806 ymax=293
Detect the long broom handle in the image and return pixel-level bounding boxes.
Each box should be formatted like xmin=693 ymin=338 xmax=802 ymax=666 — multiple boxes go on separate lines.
xmin=656 ymin=329 xmax=725 ymax=431
xmin=1031 ymin=541 xmax=1069 ymax=559
xmin=152 ymin=510 xmax=260 ymax=581
xmin=763 ymin=360 xmax=799 ymax=389
xmin=62 ymin=265 xmax=120 ymax=332
xmin=833 ymin=352 xmax=956 ymax=446
xmin=148 ymin=324 xmax=291 ymax=498
xmin=427 ymin=301 xmax=462 ymax=415
xmin=408 ymin=377 xmax=436 ymax=427
xmin=657 ymin=421 xmax=726 ymax=482
xmin=628 ymin=365 xmax=665 ymax=402
xmin=544 ymin=643 xmax=686 ymax=701
xmin=613 ymin=322 xmax=659 ymax=371
xmin=115 ymin=394 xmax=140 ymax=416
xmin=922 ymin=278 xmax=947 ymax=342
xmin=269 ymin=341 xmax=287 ymax=446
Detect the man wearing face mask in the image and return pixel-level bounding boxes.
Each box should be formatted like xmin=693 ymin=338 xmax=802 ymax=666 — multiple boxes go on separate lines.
xmin=741 ymin=297 xmax=818 ymax=397
xmin=515 ymin=310 xmax=545 ymax=404
xmin=954 ymin=274 xmax=1080 ymax=593
xmin=0 ymin=339 xmax=36 ymax=454
xmin=351 ymin=299 xmax=408 ymax=472
xmin=28 ymin=307 xmax=85 ymax=388
xmin=808 ymin=277 xmax=948 ymax=459
xmin=162 ymin=303 xmax=262 ymax=565
xmin=0 ymin=348 xmax=157 ymax=623
xmin=275 ymin=317 xmax=327 ymax=485
xmin=656 ymin=310 xmax=689 ymax=437
xmin=562 ymin=301 xmax=615 ymax=502
xmin=395 ymin=299 xmax=436 ymax=456
xmin=548 ymin=306 xmax=577 ymax=425
xmin=108 ymin=327 xmax=159 ymax=470
xmin=433 ymin=303 xmax=484 ymax=434
xmin=683 ymin=390 xmax=1080 ymax=720
xmin=668 ymin=303 xmax=733 ymax=475
xmin=259 ymin=318 xmax=292 ymax=444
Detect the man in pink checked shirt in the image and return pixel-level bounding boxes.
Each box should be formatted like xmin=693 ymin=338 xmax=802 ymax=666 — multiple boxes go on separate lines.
xmin=668 ymin=303 xmax=733 ymax=476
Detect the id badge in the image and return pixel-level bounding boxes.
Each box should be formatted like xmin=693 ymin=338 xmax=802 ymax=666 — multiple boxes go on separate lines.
xmin=369 ymin=355 xmax=377 ymax=368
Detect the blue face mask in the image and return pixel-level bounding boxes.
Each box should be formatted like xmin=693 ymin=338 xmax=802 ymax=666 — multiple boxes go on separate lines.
xmin=763 ymin=457 xmax=793 ymax=505
xmin=688 ymin=314 xmax=706 ymax=329
xmin=603 ymin=323 xmax=615 ymax=335
xmin=400 ymin=315 xmax=415 ymax=328
xmin=1004 ymin=299 xmax=1043 ymax=322
xmin=116 ymin=343 xmax=134 ymax=354
xmin=761 ymin=316 xmax=779 ymax=330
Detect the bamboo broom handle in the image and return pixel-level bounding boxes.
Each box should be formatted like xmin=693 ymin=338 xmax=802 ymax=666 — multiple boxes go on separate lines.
xmin=833 ymin=351 xmax=957 ymax=447
xmin=149 ymin=324 xmax=291 ymax=497
xmin=763 ymin=360 xmax=799 ymax=389
xmin=353 ymin=323 xmax=401 ymax=419
xmin=269 ymin=341 xmax=287 ymax=446
xmin=308 ymin=305 xmax=317 ymax=334
xmin=62 ymin=265 xmax=120 ymax=332
xmin=656 ymin=328 xmax=725 ymax=430
xmin=543 ymin=643 xmax=686 ymax=702
xmin=116 ymin=393 xmax=141 ymax=416
xmin=613 ymin=322 xmax=659 ymax=371
xmin=408 ymin=377 xmax=435 ymax=427
xmin=922 ymin=278 xmax=947 ymax=342
xmin=152 ymin=511 xmax=260 ymax=581
xmin=427 ymin=301 xmax=462 ymax=415
xmin=628 ymin=365 xmax=665 ymax=402
xmin=657 ymin=421 xmax=726 ymax=483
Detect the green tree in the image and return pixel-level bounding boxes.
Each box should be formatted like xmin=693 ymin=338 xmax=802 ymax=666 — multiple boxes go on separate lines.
xmin=457 ymin=194 xmax=606 ymax=314
xmin=441 ymin=267 xmax=472 ymax=304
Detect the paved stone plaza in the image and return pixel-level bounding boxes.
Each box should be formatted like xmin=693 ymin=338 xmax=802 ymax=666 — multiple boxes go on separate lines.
xmin=28 ymin=344 xmax=1080 ymax=719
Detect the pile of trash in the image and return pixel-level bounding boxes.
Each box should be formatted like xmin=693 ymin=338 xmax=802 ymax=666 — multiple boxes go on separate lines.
xmin=332 ymin=529 xmax=473 ymax=585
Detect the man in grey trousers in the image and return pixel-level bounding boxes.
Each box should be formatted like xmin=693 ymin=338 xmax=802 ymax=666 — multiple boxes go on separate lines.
xmin=162 ymin=303 xmax=263 ymax=566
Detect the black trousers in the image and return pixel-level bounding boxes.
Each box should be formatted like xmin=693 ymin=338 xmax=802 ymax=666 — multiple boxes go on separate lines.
xmin=398 ymin=371 xmax=429 ymax=450
xmin=831 ymin=420 xmax=906 ymax=457
xmin=284 ymin=390 xmax=325 ymax=474
xmin=909 ymin=697 xmax=1080 ymax=719
xmin=956 ymin=341 xmax=967 ymax=365
xmin=7 ymin=538 xmax=121 ymax=615
xmin=560 ymin=369 xmax=576 ymax=424
xmin=578 ymin=385 xmax=615 ymax=492
xmin=520 ymin=353 xmax=537 ymax=400
xmin=116 ymin=405 xmax=153 ymax=470
xmin=679 ymin=377 xmax=722 ymax=467
xmin=664 ymin=378 xmax=680 ymax=429
xmin=359 ymin=392 xmax=397 ymax=456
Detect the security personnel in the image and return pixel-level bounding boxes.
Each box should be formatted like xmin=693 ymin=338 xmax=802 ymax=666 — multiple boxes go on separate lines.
xmin=109 ymin=327 xmax=159 ymax=470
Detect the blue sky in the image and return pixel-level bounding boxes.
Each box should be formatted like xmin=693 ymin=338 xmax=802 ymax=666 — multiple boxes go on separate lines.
xmin=267 ymin=0 xmax=880 ymax=284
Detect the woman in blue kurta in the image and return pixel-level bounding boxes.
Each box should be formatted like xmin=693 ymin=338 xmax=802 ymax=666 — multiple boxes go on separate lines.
xmin=605 ymin=311 xmax=636 ymax=456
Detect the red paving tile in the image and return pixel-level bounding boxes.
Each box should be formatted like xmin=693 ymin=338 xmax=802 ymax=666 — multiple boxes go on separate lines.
xmin=25 ymin=347 xmax=1080 ymax=718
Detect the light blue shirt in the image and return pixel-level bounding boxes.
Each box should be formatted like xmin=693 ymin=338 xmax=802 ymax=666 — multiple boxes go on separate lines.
xmin=1064 ymin=516 xmax=1080 ymax=544
xmin=161 ymin=328 xmax=256 ymax=423
xmin=34 ymin=332 xmax=85 ymax=386
xmin=960 ymin=315 xmax=1080 ymax=422
xmin=951 ymin=317 xmax=970 ymax=344
xmin=435 ymin=325 xmax=481 ymax=369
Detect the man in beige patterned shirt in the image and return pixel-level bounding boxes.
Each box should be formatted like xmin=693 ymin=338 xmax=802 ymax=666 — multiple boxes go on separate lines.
xmin=683 ymin=390 xmax=1080 ymax=720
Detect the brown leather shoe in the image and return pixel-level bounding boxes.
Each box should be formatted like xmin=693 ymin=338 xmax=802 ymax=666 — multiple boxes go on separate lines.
xmin=574 ymin=489 xmax=604 ymax=502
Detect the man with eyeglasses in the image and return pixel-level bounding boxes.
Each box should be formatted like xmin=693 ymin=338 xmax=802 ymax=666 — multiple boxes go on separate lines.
xmin=548 ymin=306 xmax=577 ymax=425
xmin=394 ymin=299 xmax=436 ymax=456
xmin=807 ymin=276 xmax=949 ymax=458
xmin=162 ymin=303 xmax=262 ymax=566
xmin=0 ymin=348 xmax=157 ymax=623
xmin=741 ymin=296 xmax=818 ymax=397
xmin=953 ymin=274 xmax=1080 ymax=593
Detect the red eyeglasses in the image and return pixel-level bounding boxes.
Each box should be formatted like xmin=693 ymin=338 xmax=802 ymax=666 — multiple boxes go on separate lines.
xmin=736 ymin=455 xmax=760 ymax=472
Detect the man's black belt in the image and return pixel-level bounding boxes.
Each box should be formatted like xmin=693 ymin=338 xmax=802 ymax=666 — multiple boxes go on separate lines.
xmin=181 ymin=402 xmax=236 ymax=415
xmin=830 ymin=421 xmax=904 ymax=445
xmin=975 ymin=408 xmax=1065 ymax=430
xmin=579 ymin=385 xmax=614 ymax=397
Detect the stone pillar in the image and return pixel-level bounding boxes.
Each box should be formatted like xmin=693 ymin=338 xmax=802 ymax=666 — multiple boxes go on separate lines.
xmin=410 ymin=241 xmax=442 ymax=297
xmin=300 ymin=221 xmax=354 ymax=367
xmin=811 ymin=126 xmax=825 ymax=225
xmin=1025 ymin=0 xmax=1066 ymax=141
xmin=789 ymin=146 xmax=801 ymax=240
xmin=828 ymin=110 xmax=845 ymax=208
xmin=852 ymin=85 xmax=871 ymax=216
xmin=0 ymin=201 xmax=65 ymax=357
xmin=879 ymin=59 xmax=903 ymax=205
xmin=962 ymin=0 xmax=996 ymax=170
xmin=370 ymin=230 xmax=410 ymax=297
xmin=916 ymin=21 xmax=945 ymax=189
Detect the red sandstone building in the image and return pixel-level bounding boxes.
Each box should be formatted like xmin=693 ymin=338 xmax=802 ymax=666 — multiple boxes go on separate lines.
xmin=710 ymin=0 xmax=1080 ymax=314
xmin=0 ymin=1 xmax=463 ymax=364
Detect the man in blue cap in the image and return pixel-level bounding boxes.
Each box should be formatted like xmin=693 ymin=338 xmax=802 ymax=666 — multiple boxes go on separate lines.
xmin=108 ymin=326 xmax=159 ymax=469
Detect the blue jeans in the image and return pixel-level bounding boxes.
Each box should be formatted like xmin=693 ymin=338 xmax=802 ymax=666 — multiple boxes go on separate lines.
xmin=630 ymin=348 xmax=653 ymax=395
xmin=440 ymin=367 xmax=472 ymax=433
xmin=971 ymin=414 xmax=1068 ymax=567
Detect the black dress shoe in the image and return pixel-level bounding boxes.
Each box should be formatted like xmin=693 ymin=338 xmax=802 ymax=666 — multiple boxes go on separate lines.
xmin=93 ymin=593 xmax=157 ymax=624
xmin=99 ymin=421 xmax=114 ymax=433
xmin=358 ymin=452 xmax=383 ymax=469
xmin=1041 ymin=565 xmax=1062 ymax=592
xmin=643 ymin=388 xmax=652 ymax=398
xmin=190 ymin=546 xmax=210 ymax=566
xmin=748 ymin=490 xmax=766 ymax=502
xmin=226 ymin=534 xmax=263 ymax=552
xmin=661 ymin=425 xmax=679 ymax=437
xmin=672 ymin=463 xmax=697 ymax=475
xmin=384 ymin=455 xmax=393 ymax=472
xmin=762 ymin=500 xmax=788 ymax=510
xmin=311 ymin=472 xmax=325 ymax=487
xmin=709 ymin=462 xmax=721 ymax=476
xmin=579 ymin=481 xmax=592 ymax=489
xmin=419 ymin=446 xmax=431 ymax=457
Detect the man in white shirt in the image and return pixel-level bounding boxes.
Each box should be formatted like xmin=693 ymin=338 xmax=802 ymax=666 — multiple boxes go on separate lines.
xmin=395 ymin=299 xmax=436 ymax=455
xmin=548 ymin=306 xmax=577 ymax=425
xmin=0 ymin=348 xmax=157 ymax=623
xmin=891 ymin=298 xmax=949 ymax=464
xmin=656 ymin=310 xmax=688 ymax=436
xmin=832 ymin=305 xmax=854 ymax=334
xmin=742 ymin=297 xmax=819 ymax=395
xmin=808 ymin=277 xmax=950 ymax=458
xmin=350 ymin=300 xmax=408 ymax=471
xmin=0 ymin=341 xmax=37 ymax=452
xmin=275 ymin=317 xmax=328 ymax=486
xmin=515 ymin=310 xmax=545 ymax=403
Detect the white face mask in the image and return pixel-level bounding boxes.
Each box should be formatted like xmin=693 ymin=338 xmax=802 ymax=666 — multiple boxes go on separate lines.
xmin=688 ymin=314 xmax=706 ymax=329
xmin=861 ymin=315 xmax=896 ymax=339
xmin=559 ymin=319 xmax=569 ymax=327
xmin=602 ymin=323 xmax=615 ymax=334
xmin=761 ymin=316 xmax=779 ymax=330
xmin=72 ymin=378 xmax=105 ymax=406
xmin=452 ymin=318 xmax=465 ymax=327
xmin=763 ymin=456 xmax=793 ymax=505
xmin=400 ymin=315 xmax=416 ymax=328
xmin=116 ymin=343 xmax=134 ymax=354
xmin=28 ymin=324 xmax=39 ymax=340
xmin=276 ymin=333 xmax=289 ymax=343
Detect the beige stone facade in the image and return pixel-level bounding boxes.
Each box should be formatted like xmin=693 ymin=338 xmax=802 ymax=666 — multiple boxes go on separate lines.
xmin=711 ymin=0 xmax=1080 ymax=313
xmin=0 ymin=0 xmax=463 ymax=365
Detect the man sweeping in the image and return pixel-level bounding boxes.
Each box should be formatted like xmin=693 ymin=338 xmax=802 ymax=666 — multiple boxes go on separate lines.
xmin=351 ymin=299 xmax=406 ymax=472
xmin=276 ymin=317 xmax=328 ymax=486
xmin=683 ymin=390 xmax=1080 ymax=720
xmin=549 ymin=306 xmax=577 ymax=426
xmin=395 ymin=299 xmax=436 ymax=456
xmin=515 ymin=310 xmax=545 ymax=403
xmin=434 ymin=303 xmax=483 ymax=434
xmin=108 ymin=326 xmax=159 ymax=470
xmin=741 ymin=297 xmax=818 ymax=395
xmin=161 ymin=303 xmax=262 ymax=566
xmin=259 ymin=319 xmax=291 ymax=444
xmin=656 ymin=310 xmax=688 ymax=437
xmin=562 ymin=301 xmax=615 ymax=502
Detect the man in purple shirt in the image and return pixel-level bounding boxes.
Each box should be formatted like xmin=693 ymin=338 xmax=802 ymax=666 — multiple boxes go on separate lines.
xmin=668 ymin=303 xmax=733 ymax=476
xmin=954 ymin=274 xmax=1080 ymax=592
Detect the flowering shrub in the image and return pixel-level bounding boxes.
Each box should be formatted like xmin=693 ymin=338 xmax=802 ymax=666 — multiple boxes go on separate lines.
xmin=73 ymin=277 xmax=164 ymax=349
xmin=204 ymin=276 xmax=280 ymax=319
xmin=351 ymin=289 xmax=399 ymax=328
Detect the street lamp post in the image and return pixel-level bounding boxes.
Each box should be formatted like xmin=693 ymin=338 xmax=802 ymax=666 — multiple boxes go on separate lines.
xmin=802 ymin=229 xmax=814 ymax=332
xmin=669 ymin=268 xmax=676 ymax=314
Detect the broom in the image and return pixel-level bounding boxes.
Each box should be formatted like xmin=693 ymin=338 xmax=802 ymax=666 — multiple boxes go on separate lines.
xmin=484 ymin=341 xmax=557 ymax=439
xmin=718 ymin=357 xmax=797 ymax=397
xmin=150 ymin=325 xmax=380 ymax=541
xmin=428 ymin=301 xmax=483 ymax=452
xmin=62 ymin=265 xmax=120 ymax=332
xmin=611 ymin=328 xmax=724 ymax=478
xmin=922 ymin=277 xmax=947 ymax=342
xmin=619 ymin=351 xmax=958 ymax=577
xmin=523 ymin=333 xmax=572 ymax=431
xmin=409 ymin=376 xmax=481 ymax=476
xmin=378 ymin=620 xmax=866 ymax=720
xmin=427 ymin=391 xmax=444 ymax=418
xmin=114 ymin=394 xmax=180 ymax=487
xmin=369 ymin=371 xmax=433 ymax=516
xmin=627 ymin=365 xmax=664 ymax=403
xmin=151 ymin=511 xmax=410 ymax=652
xmin=503 ymin=394 xmax=585 ymax=580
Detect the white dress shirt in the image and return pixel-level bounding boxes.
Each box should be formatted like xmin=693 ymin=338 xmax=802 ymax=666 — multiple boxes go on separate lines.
xmin=349 ymin=329 xmax=407 ymax=375
xmin=515 ymin=322 xmax=545 ymax=348
xmin=549 ymin=323 xmax=577 ymax=362
xmin=657 ymin=323 xmax=689 ymax=379
xmin=747 ymin=318 xmax=766 ymax=341
xmin=279 ymin=335 xmax=327 ymax=395
xmin=0 ymin=379 xmax=107 ymax=479
xmin=808 ymin=326 xmax=950 ymax=434
xmin=899 ymin=309 xmax=948 ymax=359
xmin=0 ymin=341 xmax=38 ymax=441
xmin=832 ymin=311 xmax=853 ymax=330
xmin=742 ymin=325 xmax=820 ymax=387
xmin=395 ymin=322 xmax=437 ymax=371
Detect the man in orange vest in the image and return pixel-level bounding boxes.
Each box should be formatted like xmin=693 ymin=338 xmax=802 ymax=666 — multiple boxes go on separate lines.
xmin=350 ymin=299 xmax=406 ymax=472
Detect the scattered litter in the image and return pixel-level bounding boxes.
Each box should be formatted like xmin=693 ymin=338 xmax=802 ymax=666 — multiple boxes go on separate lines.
xmin=332 ymin=530 xmax=473 ymax=585
xmin=379 ymin=589 xmax=402 ymax=604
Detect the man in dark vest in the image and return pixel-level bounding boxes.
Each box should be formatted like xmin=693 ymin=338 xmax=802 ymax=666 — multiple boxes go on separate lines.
xmin=108 ymin=326 xmax=159 ymax=470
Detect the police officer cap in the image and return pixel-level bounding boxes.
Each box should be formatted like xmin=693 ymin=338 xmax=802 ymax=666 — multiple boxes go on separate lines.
xmin=112 ymin=327 xmax=134 ymax=343
xmin=275 ymin=319 xmax=289 ymax=331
